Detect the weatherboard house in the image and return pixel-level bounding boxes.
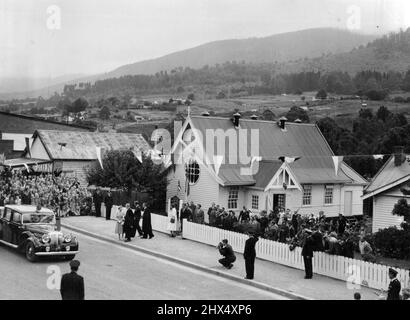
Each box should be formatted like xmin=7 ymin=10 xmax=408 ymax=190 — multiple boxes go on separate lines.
xmin=362 ymin=147 xmax=410 ymax=233
xmin=26 ymin=130 xmax=151 ymax=185
xmin=166 ymin=114 xmax=367 ymax=219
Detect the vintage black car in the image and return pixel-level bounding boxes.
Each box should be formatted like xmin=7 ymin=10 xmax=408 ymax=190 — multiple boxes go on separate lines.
xmin=0 ymin=205 xmax=79 ymax=262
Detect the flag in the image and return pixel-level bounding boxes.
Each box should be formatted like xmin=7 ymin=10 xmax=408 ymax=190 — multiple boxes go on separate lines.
xmin=278 ymin=156 xmax=301 ymax=163
xmin=96 ymin=147 xmax=104 ymax=169
xmin=332 ymin=156 xmax=344 ymax=176
xmin=213 ymin=155 xmax=224 ymax=175
xmin=185 ymin=174 xmax=190 ymax=196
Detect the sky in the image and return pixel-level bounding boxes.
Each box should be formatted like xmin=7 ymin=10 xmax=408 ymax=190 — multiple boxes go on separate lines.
xmin=0 ymin=0 xmax=410 ymax=79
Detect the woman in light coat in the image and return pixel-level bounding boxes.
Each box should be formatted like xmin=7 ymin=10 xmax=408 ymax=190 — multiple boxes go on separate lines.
xmin=167 ymin=205 xmax=178 ymax=237
xmin=115 ymin=205 xmax=125 ymax=240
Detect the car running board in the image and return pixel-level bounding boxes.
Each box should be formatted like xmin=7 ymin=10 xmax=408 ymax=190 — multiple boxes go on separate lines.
xmin=0 ymin=240 xmax=18 ymax=249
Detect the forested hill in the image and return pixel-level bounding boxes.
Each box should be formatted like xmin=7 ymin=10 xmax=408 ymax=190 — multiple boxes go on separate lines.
xmin=106 ymin=28 xmax=376 ymax=78
xmin=277 ymin=28 xmax=410 ymax=74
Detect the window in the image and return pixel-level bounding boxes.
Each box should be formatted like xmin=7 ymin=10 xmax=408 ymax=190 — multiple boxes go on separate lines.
xmin=185 ymin=159 xmax=200 ymax=184
xmin=228 ymin=187 xmax=239 ymax=209
xmin=251 ymin=195 xmax=259 ymax=210
xmin=324 ymin=185 xmax=334 ymax=204
xmin=4 ymin=208 xmax=12 ymax=221
xmin=302 ymin=185 xmax=312 ymax=206
xmin=12 ymin=211 xmax=21 ymax=223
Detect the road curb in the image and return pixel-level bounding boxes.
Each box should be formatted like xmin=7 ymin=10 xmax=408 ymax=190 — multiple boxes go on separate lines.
xmin=62 ymin=223 xmax=312 ymax=300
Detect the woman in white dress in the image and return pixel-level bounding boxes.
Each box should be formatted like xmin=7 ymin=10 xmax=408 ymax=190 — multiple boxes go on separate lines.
xmin=115 ymin=205 xmax=125 ymax=240
xmin=167 ymin=205 xmax=178 ymax=237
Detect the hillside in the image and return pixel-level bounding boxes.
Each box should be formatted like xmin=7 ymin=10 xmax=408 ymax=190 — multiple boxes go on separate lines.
xmin=0 ymin=28 xmax=378 ymax=99
xmin=276 ymin=28 xmax=410 ymax=74
xmin=107 ymin=28 xmax=376 ymax=78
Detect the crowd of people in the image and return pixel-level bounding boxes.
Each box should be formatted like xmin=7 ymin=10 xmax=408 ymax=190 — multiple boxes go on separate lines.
xmin=176 ymin=200 xmax=373 ymax=261
xmin=0 ymin=169 xmax=91 ymax=216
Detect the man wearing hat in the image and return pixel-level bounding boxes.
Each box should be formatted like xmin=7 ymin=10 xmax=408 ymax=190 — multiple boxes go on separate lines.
xmin=243 ymin=233 xmax=259 ymax=280
xmin=301 ymin=229 xmax=314 ymax=279
xmin=60 ymin=260 xmax=85 ymax=300
xmin=387 ymin=268 xmax=401 ymax=300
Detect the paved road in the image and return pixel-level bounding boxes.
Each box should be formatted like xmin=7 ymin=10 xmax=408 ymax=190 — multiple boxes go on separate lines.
xmin=0 ymin=229 xmax=287 ymax=300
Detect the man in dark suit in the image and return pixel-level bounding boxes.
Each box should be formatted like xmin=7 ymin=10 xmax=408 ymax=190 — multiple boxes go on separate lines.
xmin=302 ymin=229 xmax=314 ymax=279
xmin=180 ymin=203 xmax=192 ymax=234
xmin=93 ymin=188 xmax=103 ymax=217
xmin=243 ymin=233 xmax=259 ymax=279
xmin=104 ymin=191 xmax=114 ymax=220
xmin=123 ymin=203 xmax=135 ymax=242
xmin=60 ymin=260 xmax=85 ymax=300
xmin=141 ymin=202 xmax=154 ymax=239
xmin=218 ymin=239 xmax=236 ymax=269
xmin=133 ymin=201 xmax=143 ymax=237
xmin=387 ymin=268 xmax=401 ymax=300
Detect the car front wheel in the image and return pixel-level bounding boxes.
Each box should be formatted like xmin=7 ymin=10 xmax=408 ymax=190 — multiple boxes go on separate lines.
xmin=25 ymin=242 xmax=37 ymax=262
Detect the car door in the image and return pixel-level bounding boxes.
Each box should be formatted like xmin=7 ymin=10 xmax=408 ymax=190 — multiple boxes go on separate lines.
xmin=9 ymin=210 xmax=22 ymax=245
xmin=0 ymin=208 xmax=13 ymax=243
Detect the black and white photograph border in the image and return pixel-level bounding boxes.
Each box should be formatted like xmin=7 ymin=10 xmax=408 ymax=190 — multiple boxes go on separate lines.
xmin=1 ymin=0 xmax=410 ymax=308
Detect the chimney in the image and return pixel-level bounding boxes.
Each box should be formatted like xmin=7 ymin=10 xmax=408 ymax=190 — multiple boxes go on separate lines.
xmin=294 ymin=118 xmax=302 ymax=123
xmin=232 ymin=112 xmax=241 ymax=128
xmin=278 ymin=116 xmax=288 ymax=130
xmin=394 ymin=146 xmax=405 ymax=166
xmin=250 ymin=114 xmax=258 ymax=120
xmin=201 ymin=111 xmax=210 ymax=116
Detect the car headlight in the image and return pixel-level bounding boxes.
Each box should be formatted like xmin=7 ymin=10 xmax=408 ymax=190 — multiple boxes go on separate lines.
xmin=41 ymin=234 xmax=50 ymax=244
xmin=63 ymin=234 xmax=72 ymax=243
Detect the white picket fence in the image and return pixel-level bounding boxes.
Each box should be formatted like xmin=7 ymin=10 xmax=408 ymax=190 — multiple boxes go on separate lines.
xmin=182 ymin=220 xmax=410 ymax=291
xmin=151 ymin=213 xmax=169 ymax=233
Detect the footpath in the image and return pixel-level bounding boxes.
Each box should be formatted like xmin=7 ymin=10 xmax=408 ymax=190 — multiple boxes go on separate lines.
xmin=61 ymin=216 xmax=378 ymax=300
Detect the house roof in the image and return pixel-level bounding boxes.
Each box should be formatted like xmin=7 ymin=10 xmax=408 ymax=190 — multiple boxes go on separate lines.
xmin=187 ymin=115 xmax=366 ymax=186
xmin=363 ymin=155 xmax=410 ymax=199
xmin=33 ymin=130 xmax=151 ymax=160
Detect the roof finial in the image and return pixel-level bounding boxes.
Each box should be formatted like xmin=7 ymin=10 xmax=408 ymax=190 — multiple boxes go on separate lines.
xmin=187 ymin=106 xmax=191 ymax=117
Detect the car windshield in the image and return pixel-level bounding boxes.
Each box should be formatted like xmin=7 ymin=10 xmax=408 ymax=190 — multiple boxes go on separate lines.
xmin=22 ymin=213 xmax=55 ymax=224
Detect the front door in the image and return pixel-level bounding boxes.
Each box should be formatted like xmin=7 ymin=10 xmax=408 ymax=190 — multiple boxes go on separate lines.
xmin=273 ymin=194 xmax=286 ymax=211
xmin=344 ymin=191 xmax=353 ymax=216
xmin=0 ymin=208 xmax=13 ymax=243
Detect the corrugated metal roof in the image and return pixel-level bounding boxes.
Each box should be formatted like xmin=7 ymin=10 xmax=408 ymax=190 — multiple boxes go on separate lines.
xmin=365 ymin=155 xmax=410 ymax=194
xmin=189 ymin=116 xmax=364 ymax=186
xmin=252 ymin=160 xmax=283 ymax=189
xmin=36 ymin=130 xmax=151 ymax=160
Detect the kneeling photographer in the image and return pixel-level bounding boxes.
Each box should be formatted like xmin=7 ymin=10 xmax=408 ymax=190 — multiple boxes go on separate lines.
xmin=217 ymin=239 xmax=236 ymax=269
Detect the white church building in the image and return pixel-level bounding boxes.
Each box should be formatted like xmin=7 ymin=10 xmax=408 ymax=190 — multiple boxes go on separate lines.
xmin=166 ymin=113 xmax=367 ymax=217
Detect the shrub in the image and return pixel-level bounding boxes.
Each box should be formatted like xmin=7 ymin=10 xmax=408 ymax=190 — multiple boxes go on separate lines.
xmin=372 ymin=226 xmax=410 ymax=259
xmin=393 ymin=96 xmax=406 ymax=103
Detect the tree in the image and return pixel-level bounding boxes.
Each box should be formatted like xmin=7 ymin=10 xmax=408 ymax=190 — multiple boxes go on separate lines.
xmin=315 ymin=89 xmax=327 ymax=99
xmin=87 ymin=150 xmax=167 ymax=196
xmin=187 ymin=93 xmax=195 ymax=101
xmin=261 ymin=109 xmax=275 ymax=121
xmin=72 ymin=97 xmax=89 ymax=113
xmin=99 ymin=106 xmax=111 ymax=120
xmin=285 ymin=106 xmax=309 ymax=122
xmin=392 ymin=198 xmax=410 ymax=226
xmin=358 ymin=108 xmax=373 ymax=120
xmin=376 ymin=106 xmax=391 ymax=122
